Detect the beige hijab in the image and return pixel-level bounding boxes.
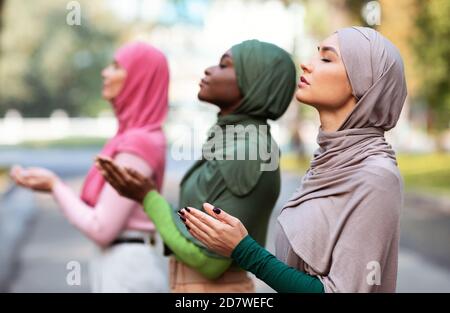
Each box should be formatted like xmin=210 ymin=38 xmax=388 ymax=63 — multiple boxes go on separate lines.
xmin=277 ymin=27 xmax=407 ymax=292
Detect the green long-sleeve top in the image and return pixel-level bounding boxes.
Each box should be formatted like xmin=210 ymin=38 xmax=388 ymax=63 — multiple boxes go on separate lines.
xmin=232 ymin=235 xmax=325 ymax=293
xmin=144 ymin=191 xmax=232 ymax=280
xmin=143 ymin=190 xmax=325 ymax=292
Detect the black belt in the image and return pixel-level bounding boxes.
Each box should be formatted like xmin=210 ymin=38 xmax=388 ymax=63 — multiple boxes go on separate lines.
xmin=111 ymin=238 xmax=145 ymax=246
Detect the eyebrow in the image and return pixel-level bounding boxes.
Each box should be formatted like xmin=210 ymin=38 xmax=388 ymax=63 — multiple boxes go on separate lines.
xmin=317 ymin=46 xmax=339 ymax=57
xmin=220 ymin=53 xmax=232 ymax=62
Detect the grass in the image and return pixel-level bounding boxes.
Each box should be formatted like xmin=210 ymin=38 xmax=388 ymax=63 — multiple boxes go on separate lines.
xmin=280 ymin=154 xmax=310 ymax=173
xmin=397 ymin=154 xmax=450 ymax=196
xmin=0 ymin=167 xmax=9 ymax=194
xmin=1 ymin=136 xmax=108 ymax=149
xmin=280 ymin=153 xmax=450 ymax=196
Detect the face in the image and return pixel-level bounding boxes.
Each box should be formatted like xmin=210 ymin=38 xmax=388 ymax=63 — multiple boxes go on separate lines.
xmin=198 ymin=50 xmax=242 ymax=110
xmin=295 ymin=34 xmax=354 ymax=110
xmin=101 ymin=61 xmax=127 ymax=101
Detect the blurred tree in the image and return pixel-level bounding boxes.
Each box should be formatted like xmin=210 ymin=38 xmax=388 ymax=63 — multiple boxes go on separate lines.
xmin=331 ymin=0 xmax=367 ymax=25
xmin=377 ymin=0 xmax=420 ymax=99
xmin=337 ymin=0 xmax=449 ymax=132
xmin=0 ymin=0 xmax=4 ymax=31
xmin=0 ymin=0 xmax=4 ymax=56
xmin=0 ymin=0 xmax=124 ymax=117
xmin=412 ymin=0 xmax=450 ymax=132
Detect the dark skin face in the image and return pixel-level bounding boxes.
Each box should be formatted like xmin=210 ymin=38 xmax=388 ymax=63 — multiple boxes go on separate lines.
xmin=198 ymin=49 xmax=243 ymax=115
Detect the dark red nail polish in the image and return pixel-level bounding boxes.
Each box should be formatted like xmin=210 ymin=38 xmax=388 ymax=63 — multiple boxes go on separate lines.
xmin=179 ymin=216 xmax=186 ymax=222
xmin=184 ymin=207 xmax=191 ymax=213
xmin=213 ymin=207 xmax=221 ymax=214
xmin=177 ymin=210 xmax=185 ymax=215
xmin=186 ymin=225 xmax=190 ymax=230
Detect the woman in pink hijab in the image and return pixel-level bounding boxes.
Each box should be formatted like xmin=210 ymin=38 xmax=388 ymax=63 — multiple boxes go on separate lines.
xmin=10 ymin=42 xmax=170 ymax=292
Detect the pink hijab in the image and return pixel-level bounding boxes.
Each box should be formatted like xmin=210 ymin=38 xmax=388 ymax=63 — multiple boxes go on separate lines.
xmin=81 ymin=42 xmax=169 ymax=206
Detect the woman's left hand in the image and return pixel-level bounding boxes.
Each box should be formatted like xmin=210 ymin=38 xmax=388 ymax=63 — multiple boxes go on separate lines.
xmin=179 ymin=203 xmax=248 ymax=257
xmin=10 ymin=165 xmax=59 ymax=192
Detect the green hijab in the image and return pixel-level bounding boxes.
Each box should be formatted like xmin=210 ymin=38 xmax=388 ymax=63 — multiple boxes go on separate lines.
xmin=175 ymin=40 xmax=296 ymax=257
xmin=218 ymin=39 xmax=297 ymax=125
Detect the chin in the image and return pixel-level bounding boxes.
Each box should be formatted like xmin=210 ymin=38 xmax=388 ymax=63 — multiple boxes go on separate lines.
xmin=295 ymin=93 xmax=308 ymax=104
xmin=297 ymin=88 xmax=320 ymax=106
xmin=197 ymin=91 xmax=211 ymax=103
xmin=102 ymin=92 xmax=112 ymax=101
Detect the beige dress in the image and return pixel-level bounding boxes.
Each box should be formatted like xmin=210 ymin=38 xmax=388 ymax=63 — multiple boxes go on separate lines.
xmin=169 ymin=256 xmax=255 ymax=293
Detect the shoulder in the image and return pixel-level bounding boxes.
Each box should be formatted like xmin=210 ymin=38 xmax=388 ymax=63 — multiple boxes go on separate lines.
xmin=353 ymin=157 xmax=403 ymax=217
xmin=359 ymin=156 xmax=402 ymax=189
xmin=114 ymin=152 xmax=153 ymax=177
xmin=118 ymin=128 xmax=166 ymax=149
xmin=116 ymin=129 xmax=166 ymax=168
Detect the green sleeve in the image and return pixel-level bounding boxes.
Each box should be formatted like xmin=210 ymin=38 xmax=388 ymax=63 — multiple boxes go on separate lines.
xmin=143 ymin=191 xmax=232 ymax=280
xmin=231 ymin=235 xmax=325 ymax=293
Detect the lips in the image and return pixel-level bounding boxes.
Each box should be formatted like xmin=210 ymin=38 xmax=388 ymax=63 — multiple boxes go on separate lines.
xmin=199 ymin=78 xmax=209 ymax=87
xmin=300 ymin=76 xmax=310 ymax=85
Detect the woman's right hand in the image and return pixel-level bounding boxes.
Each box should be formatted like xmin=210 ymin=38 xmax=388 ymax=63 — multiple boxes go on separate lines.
xmin=10 ymin=165 xmax=59 ymax=193
xmin=95 ymin=155 xmax=156 ymax=204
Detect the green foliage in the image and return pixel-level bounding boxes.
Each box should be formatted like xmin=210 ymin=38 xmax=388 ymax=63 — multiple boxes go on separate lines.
xmin=339 ymin=0 xmax=368 ymax=25
xmin=412 ymin=0 xmax=450 ymax=130
xmin=0 ymin=0 xmax=123 ymax=117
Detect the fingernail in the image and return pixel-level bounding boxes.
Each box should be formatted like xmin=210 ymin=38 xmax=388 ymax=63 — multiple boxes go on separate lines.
xmin=213 ymin=207 xmax=221 ymax=214
xmin=186 ymin=225 xmax=190 ymax=230
xmin=177 ymin=210 xmax=185 ymax=215
xmin=184 ymin=207 xmax=190 ymax=213
xmin=179 ymin=216 xmax=186 ymax=222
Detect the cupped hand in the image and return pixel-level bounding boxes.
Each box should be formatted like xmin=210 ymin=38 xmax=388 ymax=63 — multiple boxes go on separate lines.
xmin=10 ymin=165 xmax=59 ymax=192
xmin=177 ymin=203 xmax=248 ymax=257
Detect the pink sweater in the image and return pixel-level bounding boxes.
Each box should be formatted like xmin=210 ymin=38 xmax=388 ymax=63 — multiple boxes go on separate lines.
xmin=52 ymin=152 xmax=155 ymax=247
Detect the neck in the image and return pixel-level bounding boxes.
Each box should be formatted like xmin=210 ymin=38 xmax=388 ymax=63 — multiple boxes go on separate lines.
xmin=317 ymin=98 xmax=356 ymax=132
xmin=218 ymin=100 xmax=241 ymax=117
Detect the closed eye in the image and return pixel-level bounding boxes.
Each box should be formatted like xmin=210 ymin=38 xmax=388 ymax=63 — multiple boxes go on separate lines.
xmin=321 ymin=58 xmax=331 ymax=63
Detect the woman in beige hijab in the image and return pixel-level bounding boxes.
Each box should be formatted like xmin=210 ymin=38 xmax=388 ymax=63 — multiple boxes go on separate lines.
xmin=176 ymin=26 xmax=408 ymax=293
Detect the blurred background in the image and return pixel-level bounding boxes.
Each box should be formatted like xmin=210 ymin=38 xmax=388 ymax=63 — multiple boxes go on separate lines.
xmin=0 ymin=0 xmax=449 ymax=292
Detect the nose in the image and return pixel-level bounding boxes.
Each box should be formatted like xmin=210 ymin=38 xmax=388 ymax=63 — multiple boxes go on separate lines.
xmin=204 ymin=66 xmax=213 ymax=76
xmin=101 ymin=67 xmax=109 ymax=78
xmin=300 ymin=63 xmax=313 ymax=73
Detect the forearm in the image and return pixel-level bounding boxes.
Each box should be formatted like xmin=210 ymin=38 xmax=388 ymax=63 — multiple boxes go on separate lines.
xmin=231 ymin=235 xmax=324 ymax=293
xmin=53 ymin=152 xmax=156 ymax=246
xmin=52 ymin=180 xmax=125 ymax=246
xmin=143 ymin=191 xmax=232 ymax=280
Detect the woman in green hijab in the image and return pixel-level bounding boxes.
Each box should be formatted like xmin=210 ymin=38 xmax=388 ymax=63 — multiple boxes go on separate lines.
xmin=96 ymin=39 xmax=296 ymax=292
